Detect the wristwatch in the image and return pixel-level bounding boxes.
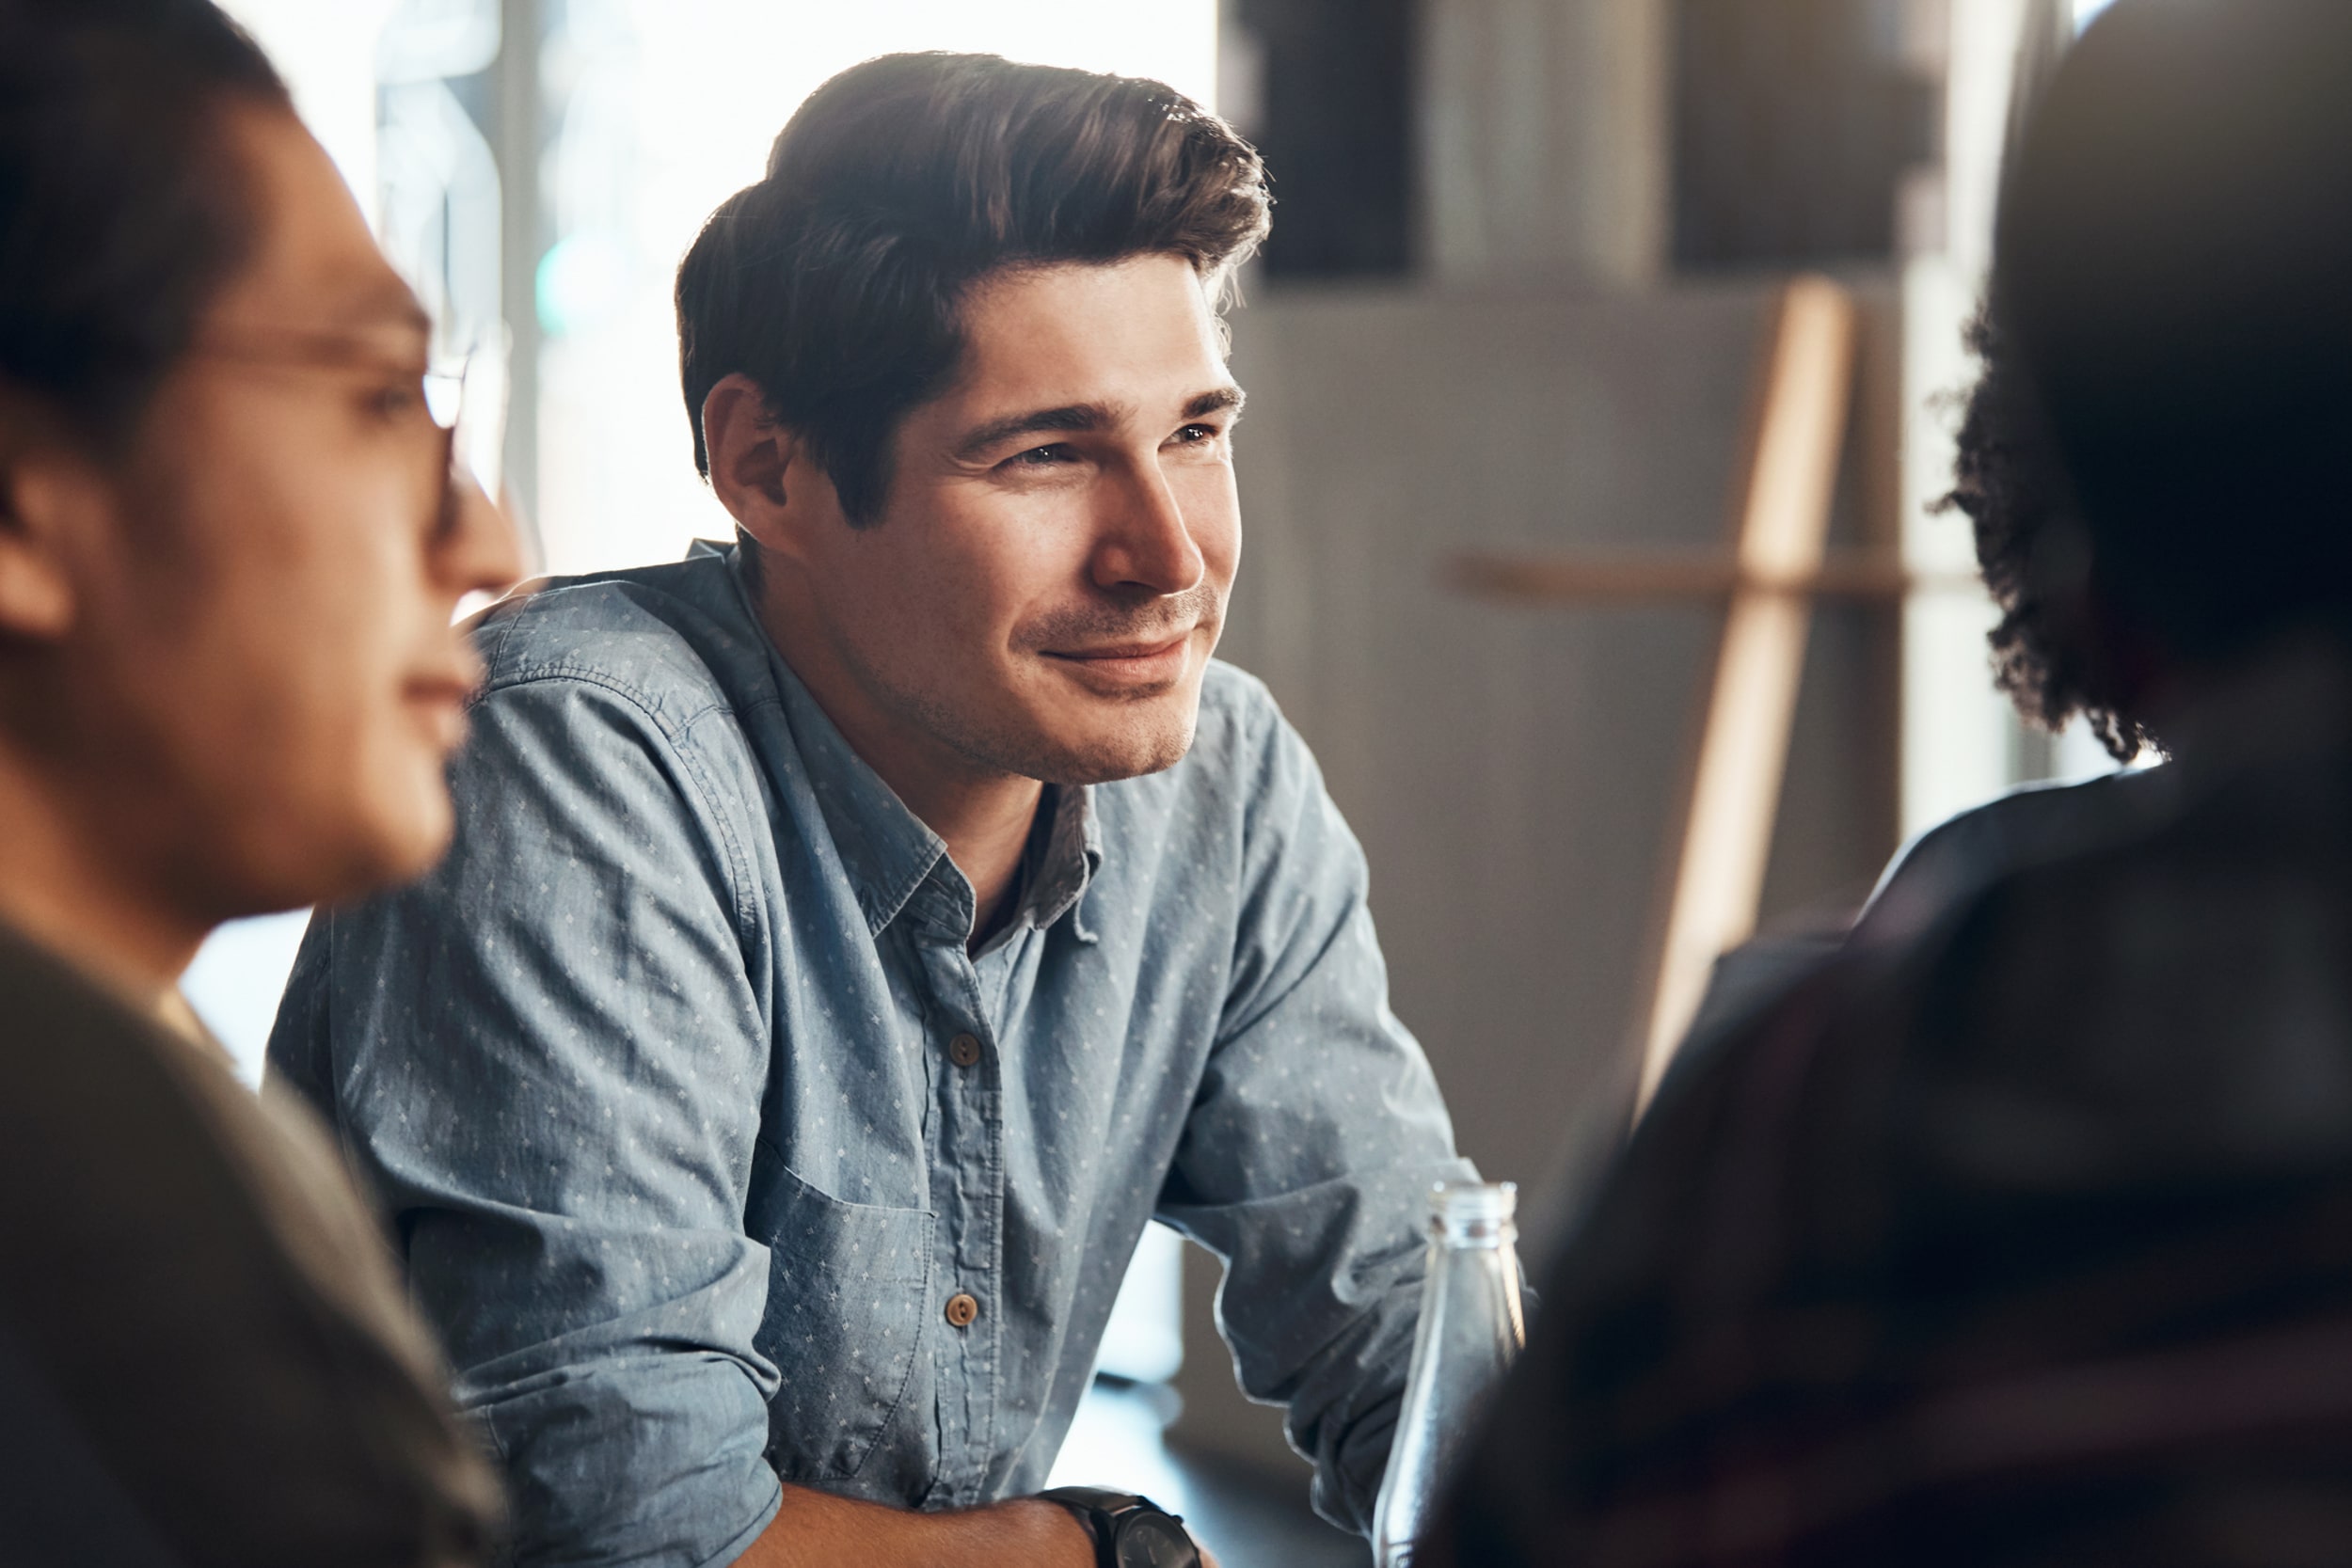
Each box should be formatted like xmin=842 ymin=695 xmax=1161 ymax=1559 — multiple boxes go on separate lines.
xmin=1039 ymin=1485 xmax=1200 ymax=1568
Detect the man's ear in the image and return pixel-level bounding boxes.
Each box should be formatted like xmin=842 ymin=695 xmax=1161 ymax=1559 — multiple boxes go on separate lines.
xmin=703 ymin=373 xmax=804 ymax=560
xmin=0 ymin=404 xmax=83 ymax=641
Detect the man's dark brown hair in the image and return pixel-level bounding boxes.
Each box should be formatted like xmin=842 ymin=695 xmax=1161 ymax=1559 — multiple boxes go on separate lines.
xmin=674 ymin=51 xmax=1271 ymax=526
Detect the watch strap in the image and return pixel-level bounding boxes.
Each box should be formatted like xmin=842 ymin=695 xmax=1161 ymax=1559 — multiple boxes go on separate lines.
xmin=1039 ymin=1485 xmax=1193 ymax=1568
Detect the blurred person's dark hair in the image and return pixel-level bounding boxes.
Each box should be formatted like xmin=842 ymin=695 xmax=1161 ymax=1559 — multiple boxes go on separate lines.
xmin=0 ymin=4 xmax=517 ymax=1562
xmin=1940 ymin=308 xmax=2154 ymax=763
xmin=1994 ymin=0 xmax=2352 ymax=687
xmin=0 ymin=0 xmax=288 ymax=450
xmin=674 ymin=51 xmax=1270 ymax=526
xmin=1422 ymin=9 xmax=2352 ymax=1565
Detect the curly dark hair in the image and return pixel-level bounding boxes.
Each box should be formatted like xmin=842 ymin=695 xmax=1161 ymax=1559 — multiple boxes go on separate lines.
xmin=1938 ymin=308 xmax=2151 ymax=764
xmin=1986 ymin=0 xmax=2352 ymax=727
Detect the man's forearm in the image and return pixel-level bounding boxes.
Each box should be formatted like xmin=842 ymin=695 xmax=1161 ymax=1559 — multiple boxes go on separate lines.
xmin=735 ymin=1483 xmax=1097 ymax=1568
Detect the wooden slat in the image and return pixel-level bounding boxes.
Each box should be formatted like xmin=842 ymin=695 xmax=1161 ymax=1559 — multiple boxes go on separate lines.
xmin=1636 ymin=276 xmax=1858 ymax=1112
xmin=1449 ymin=549 xmax=1979 ymax=602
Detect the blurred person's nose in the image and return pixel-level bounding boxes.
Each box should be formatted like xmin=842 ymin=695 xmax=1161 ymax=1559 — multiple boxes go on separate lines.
xmin=438 ymin=476 xmax=526 ymax=602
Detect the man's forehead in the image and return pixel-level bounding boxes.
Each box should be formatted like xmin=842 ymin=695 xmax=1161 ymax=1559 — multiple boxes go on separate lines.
xmin=209 ymin=266 xmax=434 ymax=354
xmin=963 ymin=255 xmax=1221 ymax=355
xmin=956 ymin=282 xmax=1225 ymax=395
xmin=215 ymin=102 xmax=431 ymax=340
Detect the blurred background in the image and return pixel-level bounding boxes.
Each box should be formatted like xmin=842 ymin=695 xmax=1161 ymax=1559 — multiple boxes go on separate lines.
xmin=187 ymin=1 xmax=2133 ymax=1560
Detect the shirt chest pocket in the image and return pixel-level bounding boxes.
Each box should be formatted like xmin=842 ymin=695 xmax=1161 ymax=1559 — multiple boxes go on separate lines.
xmin=745 ymin=1153 xmax=933 ymax=1483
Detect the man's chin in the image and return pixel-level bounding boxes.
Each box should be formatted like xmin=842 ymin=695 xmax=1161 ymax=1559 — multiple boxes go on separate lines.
xmin=1025 ymin=706 xmax=1200 ymax=786
xmin=214 ymin=788 xmax=452 ymax=919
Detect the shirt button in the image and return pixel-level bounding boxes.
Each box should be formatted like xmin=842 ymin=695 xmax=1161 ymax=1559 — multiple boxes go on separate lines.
xmin=945 ymin=1292 xmax=981 ymax=1328
xmin=947 ymin=1033 xmax=983 ymax=1068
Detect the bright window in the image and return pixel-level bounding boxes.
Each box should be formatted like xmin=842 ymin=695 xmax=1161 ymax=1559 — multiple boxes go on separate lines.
xmin=2073 ymin=0 xmax=2123 ymax=32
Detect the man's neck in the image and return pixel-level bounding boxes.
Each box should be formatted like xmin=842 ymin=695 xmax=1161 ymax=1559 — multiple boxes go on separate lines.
xmin=0 ymin=750 xmax=203 ymax=1010
xmin=750 ymin=580 xmax=1043 ymax=949
xmin=929 ymin=776 xmax=1043 ymax=955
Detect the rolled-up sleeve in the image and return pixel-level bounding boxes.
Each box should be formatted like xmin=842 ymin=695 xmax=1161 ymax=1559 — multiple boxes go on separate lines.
xmin=269 ymin=672 xmax=781 ymax=1567
xmin=1155 ymin=705 xmax=1475 ymax=1534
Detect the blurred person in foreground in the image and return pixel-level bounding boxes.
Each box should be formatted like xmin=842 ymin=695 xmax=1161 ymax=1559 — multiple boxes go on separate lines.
xmin=0 ymin=0 xmax=520 ymax=1560
xmin=269 ymin=49 xmax=1472 ymax=1568
xmin=1428 ymin=1 xmax=2352 ymax=1562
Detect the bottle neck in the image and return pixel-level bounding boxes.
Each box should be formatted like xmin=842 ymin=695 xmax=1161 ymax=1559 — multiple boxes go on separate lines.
xmin=1431 ymin=1216 xmax=1517 ymax=1249
xmin=1425 ymin=1179 xmax=1519 ymax=1252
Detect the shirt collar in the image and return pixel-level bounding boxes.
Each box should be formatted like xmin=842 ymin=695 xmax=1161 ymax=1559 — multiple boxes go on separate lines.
xmin=1027 ymin=782 xmax=1104 ymax=944
xmin=716 ymin=543 xmax=1101 ymax=944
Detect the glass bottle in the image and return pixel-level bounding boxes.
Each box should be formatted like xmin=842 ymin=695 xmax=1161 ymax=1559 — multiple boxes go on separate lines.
xmin=1372 ymin=1180 xmax=1527 ymax=1568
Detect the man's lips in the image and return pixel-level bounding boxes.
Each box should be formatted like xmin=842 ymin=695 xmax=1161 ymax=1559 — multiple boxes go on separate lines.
xmin=1041 ymin=631 xmax=1195 ymax=686
xmin=1046 ymin=634 xmax=1191 ymax=662
xmin=405 ymin=668 xmax=479 ymax=747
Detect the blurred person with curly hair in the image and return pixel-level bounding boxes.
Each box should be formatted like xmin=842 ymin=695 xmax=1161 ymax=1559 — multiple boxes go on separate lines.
xmin=1846 ymin=303 xmax=2176 ymax=948
xmin=1948 ymin=309 xmax=2151 ymax=765
xmin=1648 ymin=300 xmax=2177 ymax=1101
xmin=1429 ymin=1 xmax=2352 ymax=1561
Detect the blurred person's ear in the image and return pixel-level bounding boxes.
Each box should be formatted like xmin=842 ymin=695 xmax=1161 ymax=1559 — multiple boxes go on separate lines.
xmin=704 ymin=372 xmax=841 ymax=561
xmin=0 ymin=393 xmax=92 ymax=641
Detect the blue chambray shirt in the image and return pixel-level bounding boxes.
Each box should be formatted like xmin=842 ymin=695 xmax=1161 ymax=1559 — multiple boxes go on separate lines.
xmin=268 ymin=544 xmax=1472 ymax=1567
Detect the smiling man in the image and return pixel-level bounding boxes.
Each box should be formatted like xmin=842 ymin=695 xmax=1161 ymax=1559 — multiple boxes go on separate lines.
xmin=270 ymin=52 xmax=1472 ymax=1568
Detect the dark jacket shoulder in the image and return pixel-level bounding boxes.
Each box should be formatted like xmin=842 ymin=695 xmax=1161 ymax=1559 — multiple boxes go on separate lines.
xmin=0 ymin=924 xmax=502 ymax=1567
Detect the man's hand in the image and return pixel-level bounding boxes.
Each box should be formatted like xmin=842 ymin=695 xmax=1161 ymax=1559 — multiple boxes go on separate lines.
xmin=737 ymin=1483 xmax=1097 ymax=1568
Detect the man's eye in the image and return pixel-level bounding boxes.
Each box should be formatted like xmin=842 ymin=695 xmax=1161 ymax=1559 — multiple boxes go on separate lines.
xmin=1009 ymin=444 xmax=1073 ymax=467
xmin=1173 ymin=423 xmax=1221 ymax=445
xmin=366 ymin=381 xmax=425 ymax=422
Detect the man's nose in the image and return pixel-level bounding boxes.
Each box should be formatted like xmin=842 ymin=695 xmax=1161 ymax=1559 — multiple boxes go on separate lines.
xmin=437 ymin=475 xmax=527 ymax=600
xmin=1089 ymin=460 xmax=1205 ymax=596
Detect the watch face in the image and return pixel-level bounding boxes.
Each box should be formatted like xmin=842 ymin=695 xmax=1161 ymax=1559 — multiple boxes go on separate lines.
xmin=1114 ymin=1512 xmax=1198 ymax=1568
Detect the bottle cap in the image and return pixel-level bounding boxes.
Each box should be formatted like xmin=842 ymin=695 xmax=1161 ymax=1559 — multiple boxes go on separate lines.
xmin=1427 ymin=1180 xmax=1517 ymax=1243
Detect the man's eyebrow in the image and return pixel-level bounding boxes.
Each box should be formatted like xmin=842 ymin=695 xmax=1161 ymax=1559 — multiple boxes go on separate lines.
xmin=952 ymin=387 xmax=1248 ymax=462
xmin=1184 ymin=386 xmax=1246 ymax=420
xmin=953 ymin=402 xmax=1120 ymax=462
xmin=326 ymin=274 xmax=434 ymax=338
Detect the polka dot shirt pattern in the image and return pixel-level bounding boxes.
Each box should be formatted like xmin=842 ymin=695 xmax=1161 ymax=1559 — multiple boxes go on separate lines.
xmin=267 ymin=544 xmax=1472 ymax=1567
